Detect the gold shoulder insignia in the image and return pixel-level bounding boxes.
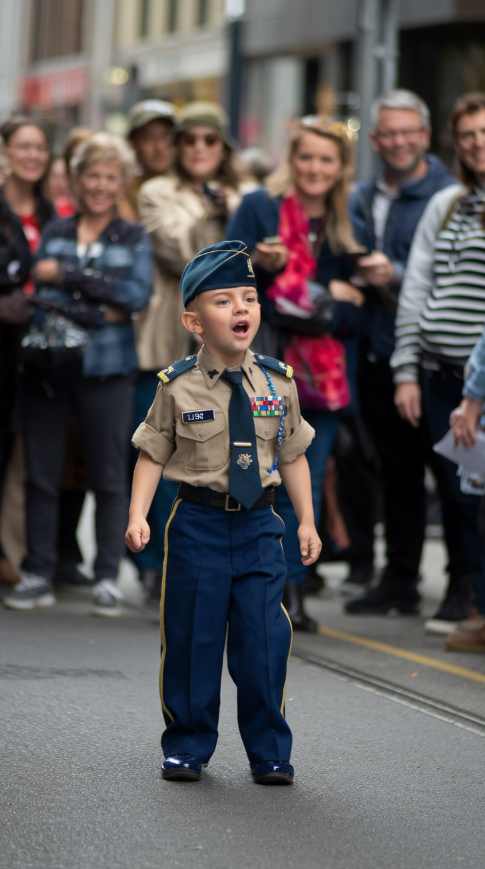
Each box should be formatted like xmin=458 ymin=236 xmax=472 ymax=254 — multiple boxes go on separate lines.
xmin=157 ymin=355 xmax=197 ymax=384
xmin=255 ymin=354 xmax=293 ymax=379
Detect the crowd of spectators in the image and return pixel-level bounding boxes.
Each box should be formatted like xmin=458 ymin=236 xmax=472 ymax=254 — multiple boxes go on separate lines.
xmin=2 ymin=89 xmax=485 ymax=652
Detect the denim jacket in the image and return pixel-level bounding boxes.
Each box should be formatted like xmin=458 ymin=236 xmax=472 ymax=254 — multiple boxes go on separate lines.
xmin=34 ymin=214 xmax=152 ymax=377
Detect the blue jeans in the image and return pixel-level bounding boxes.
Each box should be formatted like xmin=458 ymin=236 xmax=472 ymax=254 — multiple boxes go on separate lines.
xmin=422 ymin=368 xmax=485 ymax=614
xmin=274 ymin=408 xmax=339 ymax=585
xmin=132 ymin=371 xmax=179 ymax=575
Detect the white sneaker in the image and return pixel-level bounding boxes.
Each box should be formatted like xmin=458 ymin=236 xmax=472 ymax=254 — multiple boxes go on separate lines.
xmin=3 ymin=571 xmax=56 ymax=610
xmin=91 ymin=579 xmax=124 ymax=618
xmin=424 ymin=618 xmax=457 ymax=636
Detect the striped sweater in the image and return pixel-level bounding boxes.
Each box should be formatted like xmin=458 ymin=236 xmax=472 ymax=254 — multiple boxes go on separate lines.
xmin=391 ymin=183 xmax=485 ymax=382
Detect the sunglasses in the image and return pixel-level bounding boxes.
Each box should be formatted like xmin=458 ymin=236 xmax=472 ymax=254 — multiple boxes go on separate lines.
xmin=181 ymin=133 xmax=221 ymax=147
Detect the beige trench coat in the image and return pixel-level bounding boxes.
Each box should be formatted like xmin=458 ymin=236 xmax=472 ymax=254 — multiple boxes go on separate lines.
xmin=136 ymin=175 xmax=244 ymax=372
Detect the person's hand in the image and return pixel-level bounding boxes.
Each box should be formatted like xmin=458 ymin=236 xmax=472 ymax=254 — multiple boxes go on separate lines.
xmin=0 ymin=289 xmax=31 ymax=325
xmin=395 ymin=381 xmax=421 ymax=428
xmin=297 ymin=522 xmax=322 ymax=566
xmin=254 ymin=242 xmax=289 ymax=273
xmin=125 ymin=516 xmax=151 ymax=552
xmin=450 ymin=398 xmax=483 ymax=448
xmin=34 ymin=258 xmax=63 ymax=284
xmin=329 ymin=279 xmax=365 ymax=306
xmin=104 ymin=306 xmax=130 ymax=323
xmin=356 ymin=252 xmax=396 ymax=286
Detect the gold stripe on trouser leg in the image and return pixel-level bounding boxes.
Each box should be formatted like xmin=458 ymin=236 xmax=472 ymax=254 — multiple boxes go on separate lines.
xmin=280 ymin=603 xmax=293 ymax=714
xmin=272 ymin=506 xmax=292 ymax=715
xmin=159 ymin=498 xmax=182 ymax=722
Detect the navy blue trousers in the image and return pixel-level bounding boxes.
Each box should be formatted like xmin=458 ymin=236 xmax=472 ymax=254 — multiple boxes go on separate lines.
xmin=160 ymin=499 xmax=293 ymax=764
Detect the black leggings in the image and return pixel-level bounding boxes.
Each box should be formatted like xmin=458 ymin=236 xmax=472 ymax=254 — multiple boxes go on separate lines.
xmin=20 ymin=371 xmax=133 ymax=582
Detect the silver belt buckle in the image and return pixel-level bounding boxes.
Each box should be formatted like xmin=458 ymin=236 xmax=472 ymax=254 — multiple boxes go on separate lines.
xmin=225 ymin=494 xmax=242 ymax=511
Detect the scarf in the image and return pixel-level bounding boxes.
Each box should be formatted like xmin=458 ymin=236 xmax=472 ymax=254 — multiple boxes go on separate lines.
xmin=268 ymin=192 xmax=350 ymax=411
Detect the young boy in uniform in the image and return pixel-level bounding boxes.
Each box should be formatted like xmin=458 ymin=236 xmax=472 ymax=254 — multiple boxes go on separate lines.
xmin=126 ymin=239 xmax=321 ymax=784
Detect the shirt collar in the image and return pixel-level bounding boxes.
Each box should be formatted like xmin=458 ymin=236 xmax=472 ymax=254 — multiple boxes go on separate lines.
xmin=374 ymin=173 xmax=399 ymax=199
xmin=197 ymin=346 xmax=258 ymax=391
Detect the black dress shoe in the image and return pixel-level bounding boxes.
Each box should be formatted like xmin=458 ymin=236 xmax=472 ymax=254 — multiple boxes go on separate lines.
xmin=251 ymin=761 xmax=294 ymax=784
xmin=345 ymin=579 xmax=420 ymax=615
xmin=161 ymin=754 xmax=202 ymax=781
xmin=283 ymin=583 xmax=318 ymax=632
xmin=341 ymin=565 xmax=375 ymax=595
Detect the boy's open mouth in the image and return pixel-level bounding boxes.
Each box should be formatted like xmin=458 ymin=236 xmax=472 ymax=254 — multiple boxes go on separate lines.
xmin=233 ymin=322 xmax=249 ymax=335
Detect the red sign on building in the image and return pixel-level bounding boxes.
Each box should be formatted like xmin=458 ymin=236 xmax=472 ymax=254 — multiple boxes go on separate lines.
xmin=21 ymin=66 xmax=88 ymax=109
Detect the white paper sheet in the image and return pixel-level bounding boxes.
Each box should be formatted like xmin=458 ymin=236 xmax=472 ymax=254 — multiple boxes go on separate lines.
xmin=433 ymin=428 xmax=485 ymax=473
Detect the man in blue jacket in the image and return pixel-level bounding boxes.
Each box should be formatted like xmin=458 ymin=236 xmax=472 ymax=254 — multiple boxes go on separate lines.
xmin=344 ymin=90 xmax=457 ymax=618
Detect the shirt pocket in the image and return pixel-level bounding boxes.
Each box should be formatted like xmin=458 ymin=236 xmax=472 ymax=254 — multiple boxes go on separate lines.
xmin=175 ymin=412 xmax=227 ymax=470
xmin=254 ymin=416 xmax=280 ymax=471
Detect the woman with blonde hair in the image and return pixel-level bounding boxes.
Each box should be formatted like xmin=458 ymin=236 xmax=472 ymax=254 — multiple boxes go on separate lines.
xmin=4 ymin=132 xmax=152 ymax=617
xmin=227 ymin=117 xmax=369 ymax=630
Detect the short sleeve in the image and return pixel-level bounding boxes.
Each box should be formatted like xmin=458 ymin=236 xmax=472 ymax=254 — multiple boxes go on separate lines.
xmin=278 ymin=379 xmax=315 ymax=464
xmin=132 ymin=383 xmax=176 ymax=466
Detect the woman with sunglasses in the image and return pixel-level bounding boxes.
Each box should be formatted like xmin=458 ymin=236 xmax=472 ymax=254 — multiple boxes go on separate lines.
xmin=134 ymin=101 xmax=249 ymax=602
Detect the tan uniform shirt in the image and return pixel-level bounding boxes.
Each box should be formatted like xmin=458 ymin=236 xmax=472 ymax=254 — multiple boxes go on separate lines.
xmin=132 ymin=346 xmax=315 ymax=492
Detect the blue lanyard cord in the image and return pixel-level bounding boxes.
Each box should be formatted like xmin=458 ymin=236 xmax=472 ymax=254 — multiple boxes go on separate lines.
xmin=259 ymin=365 xmax=285 ymax=473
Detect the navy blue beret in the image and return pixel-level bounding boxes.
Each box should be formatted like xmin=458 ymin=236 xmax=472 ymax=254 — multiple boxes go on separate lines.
xmin=181 ymin=240 xmax=257 ymax=307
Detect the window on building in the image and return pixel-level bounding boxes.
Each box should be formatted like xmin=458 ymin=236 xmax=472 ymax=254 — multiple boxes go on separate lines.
xmin=167 ymin=0 xmax=177 ymax=33
xmin=197 ymin=0 xmax=210 ymax=26
xmin=31 ymin=0 xmax=84 ymax=62
xmin=140 ymin=0 xmax=150 ymax=38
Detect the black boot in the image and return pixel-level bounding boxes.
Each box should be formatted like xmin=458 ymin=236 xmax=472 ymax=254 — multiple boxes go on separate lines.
xmin=283 ymin=583 xmax=318 ymax=632
xmin=345 ymin=575 xmax=420 ymax=615
xmin=427 ymin=573 xmax=473 ymax=626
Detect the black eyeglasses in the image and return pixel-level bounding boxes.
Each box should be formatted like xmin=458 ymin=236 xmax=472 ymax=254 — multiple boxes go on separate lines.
xmin=375 ymin=128 xmax=425 ymax=140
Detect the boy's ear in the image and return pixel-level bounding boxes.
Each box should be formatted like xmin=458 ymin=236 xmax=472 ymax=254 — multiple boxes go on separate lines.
xmin=182 ymin=309 xmax=203 ymax=335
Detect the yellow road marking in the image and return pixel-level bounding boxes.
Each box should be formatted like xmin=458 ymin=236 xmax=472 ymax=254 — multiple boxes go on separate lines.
xmin=317 ymin=625 xmax=485 ymax=685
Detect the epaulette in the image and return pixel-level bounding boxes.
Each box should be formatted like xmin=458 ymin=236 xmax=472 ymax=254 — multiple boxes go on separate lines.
xmin=253 ymin=354 xmax=293 ymax=379
xmin=157 ymin=355 xmax=198 ymax=384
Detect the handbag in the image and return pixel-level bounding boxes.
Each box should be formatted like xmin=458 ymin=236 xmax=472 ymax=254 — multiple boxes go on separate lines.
xmin=19 ymin=311 xmax=89 ymax=370
xmin=284 ymin=333 xmax=350 ymax=411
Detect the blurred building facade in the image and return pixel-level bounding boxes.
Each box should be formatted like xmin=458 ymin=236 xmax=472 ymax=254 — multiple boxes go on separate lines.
xmin=0 ymin=0 xmax=229 ymax=146
xmin=0 ymin=0 xmax=485 ymax=168
xmin=239 ymin=0 xmax=485 ymax=163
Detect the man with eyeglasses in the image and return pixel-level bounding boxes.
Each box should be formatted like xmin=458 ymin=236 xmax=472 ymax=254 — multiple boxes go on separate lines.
xmin=340 ymin=90 xmax=456 ymax=616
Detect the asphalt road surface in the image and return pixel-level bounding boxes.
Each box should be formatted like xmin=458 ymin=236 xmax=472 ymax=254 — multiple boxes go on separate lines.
xmin=2 ymin=580 xmax=485 ymax=869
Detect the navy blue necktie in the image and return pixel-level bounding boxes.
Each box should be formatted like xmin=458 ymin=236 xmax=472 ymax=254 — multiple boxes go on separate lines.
xmin=223 ymin=370 xmax=264 ymax=509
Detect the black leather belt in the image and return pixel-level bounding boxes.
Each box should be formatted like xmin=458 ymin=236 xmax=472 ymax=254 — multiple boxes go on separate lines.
xmin=178 ymin=483 xmax=275 ymax=511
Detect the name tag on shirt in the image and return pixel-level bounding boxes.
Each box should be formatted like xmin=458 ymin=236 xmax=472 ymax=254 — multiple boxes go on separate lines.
xmin=181 ymin=409 xmax=215 ymax=423
xmin=251 ymin=396 xmax=285 ymax=417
